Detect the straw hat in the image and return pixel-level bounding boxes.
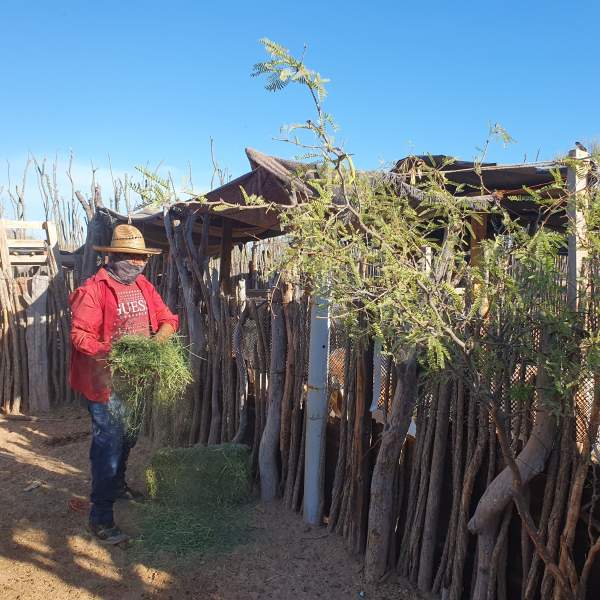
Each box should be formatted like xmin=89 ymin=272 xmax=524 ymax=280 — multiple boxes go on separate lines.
xmin=93 ymin=224 xmax=162 ymax=255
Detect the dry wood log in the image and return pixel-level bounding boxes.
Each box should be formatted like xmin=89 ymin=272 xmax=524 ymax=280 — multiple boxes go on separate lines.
xmin=198 ymin=358 xmax=212 ymax=446
xmin=164 ymin=209 xmax=205 ymax=445
xmin=521 ymin=487 xmax=533 ymax=598
xmin=205 ymin=269 xmax=222 ymax=445
xmin=365 ymin=352 xmax=416 ymax=582
xmin=407 ymin=381 xmax=439 ymax=583
xmin=24 ymin=273 xmax=49 ymax=412
xmin=540 ymin=421 xmax=573 ymax=598
xmin=228 ymin=303 xmax=238 ymax=441
xmin=434 ymin=379 xmax=466 ymax=593
xmin=292 ymin=404 xmax=306 ymax=512
xmin=448 ymin=401 xmax=489 ymax=600
xmin=251 ymin=349 xmax=264 ymax=476
xmin=164 ymin=252 xmax=180 ymax=313
xmin=219 ymin=220 xmax=233 ymax=295
xmin=469 ymin=333 xmax=560 ymax=599
xmin=0 ymin=273 xmax=15 ymax=413
xmin=388 ymin=437 xmax=408 ymax=570
xmin=259 ymin=286 xmax=287 ymax=501
xmin=524 ymin=441 xmax=560 ymax=599
xmin=284 ymin=301 xmax=309 ymax=508
xmin=187 ymin=362 xmax=204 ymax=445
xmin=46 ymin=222 xmax=72 ymax=405
xmin=226 ymin=301 xmax=237 ymax=441
xmin=220 ymin=298 xmax=232 ymax=442
xmin=335 ymin=351 xmax=357 ymax=537
xmin=208 ymin=327 xmax=222 ymax=445
xmin=328 ymin=343 xmax=353 ymax=531
xmin=493 ymin=407 xmax=573 ymax=600
xmin=556 ymin=374 xmax=600 ymax=600
xmin=80 ymin=212 xmax=108 ymax=283
xmin=417 ymin=377 xmax=452 ymax=590
xmin=7 ymin=277 xmax=25 ymax=413
xmin=46 ymin=290 xmax=60 ymax=406
xmin=279 ymin=297 xmax=296 ymax=488
xmin=487 ymin=505 xmax=513 ymax=600
xmin=232 ymin=287 xmax=249 ymax=444
xmin=471 ymin=376 xmax=503 ymax=600
xmin=249 ymin=301 xmax=266 ymax=473
xmin=398 ymin=384 xmax=428 ymax=574
xmin=347 ymin=338 xmax=374 ymax=555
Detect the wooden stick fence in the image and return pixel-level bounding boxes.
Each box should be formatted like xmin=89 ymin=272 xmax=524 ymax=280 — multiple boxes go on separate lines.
xmin=84 ymin=198 xmax=600 ymax=600
xmin=0 ymin=219 xmax=73 ymax=414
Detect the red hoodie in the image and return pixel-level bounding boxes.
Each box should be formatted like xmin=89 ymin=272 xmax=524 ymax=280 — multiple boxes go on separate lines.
xmin=69 ymin=268 xmax=179 ymax=403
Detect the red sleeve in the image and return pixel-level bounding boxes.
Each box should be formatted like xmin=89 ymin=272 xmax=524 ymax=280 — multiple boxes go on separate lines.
xmin=69 ymin=287 xmax=111 ymax=356
xmin=149 ymin=284 xmax=179 ymax=331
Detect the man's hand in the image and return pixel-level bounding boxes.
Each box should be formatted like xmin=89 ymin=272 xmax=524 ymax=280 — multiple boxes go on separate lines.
xmin=95 ymin=342 xmax=112 ymax=358
xmin=155 ymin=323 xmax=175 ymax=343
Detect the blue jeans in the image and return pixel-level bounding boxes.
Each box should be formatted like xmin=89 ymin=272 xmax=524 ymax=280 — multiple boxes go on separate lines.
xmin=87 ymin=395 xmax=138 ymax=525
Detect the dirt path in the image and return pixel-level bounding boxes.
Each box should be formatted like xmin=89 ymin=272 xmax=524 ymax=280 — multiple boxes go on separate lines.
xmin=0 ymin=408 xmax=420 ymax=600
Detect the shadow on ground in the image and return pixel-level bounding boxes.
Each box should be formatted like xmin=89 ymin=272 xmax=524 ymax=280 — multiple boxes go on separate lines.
xmin=0 ymin=408 xmax=420 ymax=600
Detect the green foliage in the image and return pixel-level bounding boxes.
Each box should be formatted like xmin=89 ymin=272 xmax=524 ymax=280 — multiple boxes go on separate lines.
xmin=252 ymin=39 xmax=599 ymax=421
xmin=108 ymin=335 xmax=192 ymax=429
xmin=253 ymin=38 xmax=329 ymax=101
xmin=130 ymin=166 xmax=176 ymax=210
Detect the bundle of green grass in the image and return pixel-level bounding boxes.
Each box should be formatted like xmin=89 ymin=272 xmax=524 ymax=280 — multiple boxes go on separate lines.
xmin=139 ymin=444 xmax=253 ymax=558
xmin=146 ymin=443 xmax=252 ymax=507
xmin=108 ymin=334 xmax=192 ymax=428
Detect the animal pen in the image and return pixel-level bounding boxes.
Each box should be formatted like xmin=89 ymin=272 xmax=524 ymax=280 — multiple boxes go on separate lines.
xmin=1 ymin=146 xmax=599 ymax=600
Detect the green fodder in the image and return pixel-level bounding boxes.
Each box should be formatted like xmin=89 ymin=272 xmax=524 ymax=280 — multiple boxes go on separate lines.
xmin=107 ymin=335 xmax=192 ymax=428
xmin=134 ymin=444 xmax=253 ymax=560
xmin=145 ymin=443 xmax=251 ymax=507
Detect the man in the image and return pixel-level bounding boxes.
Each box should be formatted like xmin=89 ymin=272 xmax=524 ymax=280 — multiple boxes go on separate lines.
xmin=69 ymin=224 xmax=179 ymax=544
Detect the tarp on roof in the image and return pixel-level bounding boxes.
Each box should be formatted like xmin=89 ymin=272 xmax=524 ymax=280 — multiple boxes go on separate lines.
xmin=97 ymin=148 xmax=301 ymax=255
xmin=97 ymin=149 xmax=572 ymax=254
xmin=393 ymin=155 xmax=567 ymax=194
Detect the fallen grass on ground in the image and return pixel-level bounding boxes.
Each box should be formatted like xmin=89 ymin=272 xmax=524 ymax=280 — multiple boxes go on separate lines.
xmin=131 ymin=501 xmax=254 ymax=560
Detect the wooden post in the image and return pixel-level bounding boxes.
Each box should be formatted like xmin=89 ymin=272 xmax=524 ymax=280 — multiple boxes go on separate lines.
xmin=567 ymin=146 xmax=590 ymax=311
xmin=303 ymin=294 xmax=331 ymax=525
xmin=470 ymin=213 xmax=489 ymax=317
xmin=350 ymin=337 xmax=374 ymax=553
xmin=258 ymin=285 xmax=287 ymax=501
xmin=25 ymin=273 xmax=49 ymax=413
xmin=219 ymin=219 xmax=233 ymax=295
xmin=370 ymin=339 xmax=383 ymax=412
xmin=0 ymin=221 xmax=11 ymax=272
xmin=44 ymin=222 xmax=65 ymax=281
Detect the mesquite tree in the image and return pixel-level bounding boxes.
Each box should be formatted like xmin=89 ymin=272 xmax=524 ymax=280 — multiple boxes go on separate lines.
xmin=253 ymin=39 xmax=600 ymax=599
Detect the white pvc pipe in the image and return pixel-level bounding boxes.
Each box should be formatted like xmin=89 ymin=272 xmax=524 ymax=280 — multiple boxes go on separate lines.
xmin=303 ymin=295 xmax=331 ymax=525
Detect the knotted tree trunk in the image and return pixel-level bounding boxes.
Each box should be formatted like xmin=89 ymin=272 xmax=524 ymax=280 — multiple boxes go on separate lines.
xmin=365 ymin=351 xmax=417 ymax=582
xmin=469 ymin=331 xmax=559 ymax=600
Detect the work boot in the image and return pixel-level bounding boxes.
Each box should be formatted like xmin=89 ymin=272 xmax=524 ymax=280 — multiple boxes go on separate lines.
xmin=88 ymin=522 xmax=129 ymax=545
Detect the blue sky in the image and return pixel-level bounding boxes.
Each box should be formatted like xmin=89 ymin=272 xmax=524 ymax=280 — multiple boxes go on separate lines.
xmin=1 ymin=0 xmax=599 ymax=219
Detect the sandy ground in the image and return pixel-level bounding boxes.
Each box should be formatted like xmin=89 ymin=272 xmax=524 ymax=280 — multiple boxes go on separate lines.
xmin=0 ymin=407 xmax=421 ymax=600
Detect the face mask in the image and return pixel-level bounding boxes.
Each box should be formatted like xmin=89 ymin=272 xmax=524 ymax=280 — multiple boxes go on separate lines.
xmin=106 ymin=258 xmax=146 ymax=285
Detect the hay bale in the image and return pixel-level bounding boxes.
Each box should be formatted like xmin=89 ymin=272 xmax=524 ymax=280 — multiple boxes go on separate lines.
xmin=145 ymin=443 xmax=251 ymax=507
